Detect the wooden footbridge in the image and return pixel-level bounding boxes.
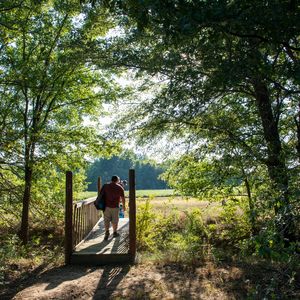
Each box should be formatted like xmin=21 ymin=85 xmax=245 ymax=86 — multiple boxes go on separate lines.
xmin=64 ymin=169 xmax=136 ymax=265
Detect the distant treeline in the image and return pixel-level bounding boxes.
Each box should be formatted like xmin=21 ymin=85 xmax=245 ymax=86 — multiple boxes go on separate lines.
xmin=86 ymin=155 xmax=168 ymax=190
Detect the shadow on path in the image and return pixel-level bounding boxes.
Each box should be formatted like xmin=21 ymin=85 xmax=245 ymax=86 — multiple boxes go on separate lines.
xmin=93 ymin=265 xmax=131 ymax=299
xmin=1 ymin=263 xmax=131 ymax=300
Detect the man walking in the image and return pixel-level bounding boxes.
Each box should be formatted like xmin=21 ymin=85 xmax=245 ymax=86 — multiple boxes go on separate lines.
xmin=102 ymin=175 xmax=126 ymax=241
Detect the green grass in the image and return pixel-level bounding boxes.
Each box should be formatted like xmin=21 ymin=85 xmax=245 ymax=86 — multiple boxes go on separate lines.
xmin=75 ymin=191 xmax=97 ymax=200
xmin=76 ymin=190 xmax=222 ymax=223
xmin=136 ymin=196 xmax=222 ymax=221
xmin=76 ymin=189 xmax=177 ymax=200
xmin=134 ymin=189 xmax=176 ymax=197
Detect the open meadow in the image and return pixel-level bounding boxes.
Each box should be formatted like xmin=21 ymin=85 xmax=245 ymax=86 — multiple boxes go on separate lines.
xmin=137 ymin=196 xmax=220 ymax=211
xmin=77 ymin=189 xmax=224 ymax=222
xmin=76 ymin=189 xmax=177 ymax=200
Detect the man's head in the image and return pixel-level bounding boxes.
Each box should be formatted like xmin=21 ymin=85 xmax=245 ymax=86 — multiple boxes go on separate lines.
xmin=111 ymin=175 xmax=120 ymax=183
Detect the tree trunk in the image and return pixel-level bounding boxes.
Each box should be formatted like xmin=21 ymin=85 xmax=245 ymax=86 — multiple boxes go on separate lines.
xmin=242 ymin=170 xmax=256 ymax=234
xmin=253 ymin=79 xmax=294 ymax=242
xmin=19 ymin=160 xmax=33 ymax=245
xmin=253 ymin=80 xmax=289 ymax=199
xmin=294 ymin=101 xmax=300 ymax=162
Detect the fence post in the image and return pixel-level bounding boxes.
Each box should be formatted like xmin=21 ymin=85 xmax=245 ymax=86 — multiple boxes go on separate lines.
xmin=129 ymin=169 xmax=136 ymax=259
xmin=65 ymin=171 xmax=73 ymax=265
xmin=97 ymin=176 xmax=102 ymax=196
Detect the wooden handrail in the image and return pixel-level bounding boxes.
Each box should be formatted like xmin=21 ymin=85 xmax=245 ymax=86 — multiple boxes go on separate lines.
xmin=65 ymin=172 xmax=101 ymax=264
xmin=71 ymin=177 xmax=103 ymax=249
xmin=74 ymin=197 xmax=96 ymax=208
xmin=72 ymin=198 xmax=100 ymax=248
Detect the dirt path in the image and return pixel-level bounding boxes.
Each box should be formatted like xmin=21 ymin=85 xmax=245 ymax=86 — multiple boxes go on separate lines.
xmin=3 ymin=262 xmax=248 ymax=300
xmin=2 ymin=259 xmax=299 ymax=299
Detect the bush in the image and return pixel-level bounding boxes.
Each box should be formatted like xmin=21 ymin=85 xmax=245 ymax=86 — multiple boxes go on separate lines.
xmin=0 ymin=234 xmax=26 ymax=286
xmin=136 ymin=198 xmax=157 ymax=251
xmin=137 ymin=202 xmax=209 ymax=265
xmin=157 ymin=209 xmax=208 ymax=264
xmin=219 ymin=198 xmax=252 ymax=247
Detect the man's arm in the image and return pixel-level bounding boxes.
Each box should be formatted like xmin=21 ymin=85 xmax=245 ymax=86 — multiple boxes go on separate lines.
xmin=121 ymin=196 xmax=126 ymax=211
xmin=120 ymin=187 xmax=126 ymax=211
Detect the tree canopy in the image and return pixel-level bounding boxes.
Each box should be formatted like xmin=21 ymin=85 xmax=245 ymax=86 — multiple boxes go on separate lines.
xmin=91 ymin=0 xmax=300 ymax=242
xmin=0 ymin=0 xmax=299 ymax=245
xmin=0 ymin=0 xmax=121 ymax=243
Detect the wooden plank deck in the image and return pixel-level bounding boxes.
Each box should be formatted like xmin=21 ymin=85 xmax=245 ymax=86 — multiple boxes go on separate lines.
xmin=71 ymin=217 xmax=133 ymax=265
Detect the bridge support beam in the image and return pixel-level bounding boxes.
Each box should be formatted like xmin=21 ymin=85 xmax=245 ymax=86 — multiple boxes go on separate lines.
xmin=129 ymin=169 xmax=136 ymax=260
xmin=65 ymin=171 xmax=73 ymax=265
xmin=97 ymin=176 xmax=102 ymax=196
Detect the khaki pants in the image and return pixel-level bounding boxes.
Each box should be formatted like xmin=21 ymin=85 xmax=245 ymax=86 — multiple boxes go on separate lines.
xmin=104 ymin=207 xmax=119 ymax=229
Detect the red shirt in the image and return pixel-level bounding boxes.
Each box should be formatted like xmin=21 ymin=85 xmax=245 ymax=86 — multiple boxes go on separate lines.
xmin=102 ymin=182 xmax=125 ymax=208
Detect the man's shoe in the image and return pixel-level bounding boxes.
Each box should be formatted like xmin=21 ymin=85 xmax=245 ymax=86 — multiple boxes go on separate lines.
xmin=104 ymin=231 xmax=109 ymax=241
xmin=113 ymin=232 xmax=120 ymax=238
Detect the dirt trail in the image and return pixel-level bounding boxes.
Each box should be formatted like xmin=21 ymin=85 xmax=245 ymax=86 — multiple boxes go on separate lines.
xmin=3 ymin=262 xmax=247 ymax=300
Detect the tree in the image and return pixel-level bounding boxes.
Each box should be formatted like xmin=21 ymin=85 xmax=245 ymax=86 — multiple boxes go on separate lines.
xmin=94 ymin=0 xmax=300 ymax=241
xmin=0 ymin=0 xmax=118 ymax=243
xmin=86 ymin=151 xmax=168 ymax=190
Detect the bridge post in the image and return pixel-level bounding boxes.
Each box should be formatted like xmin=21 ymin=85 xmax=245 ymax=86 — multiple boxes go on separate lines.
xmin=97 ymin=177 xmax=102 ymax=218
xmin=97 ymin=176 xmax=102 ymax=196
xmin=65 ymin=171 xmax=73 ymax=265
xmin=129 ymin=169 xmax=136 ymax=260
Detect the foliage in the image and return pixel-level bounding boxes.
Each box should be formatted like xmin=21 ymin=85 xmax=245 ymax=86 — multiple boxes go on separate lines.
xmin=136 ymin=195 xmax=299 ymax=267
xmin=162 ymin=209 xmax=208 ymax=264
xmin=162 ymin=155 xmax=243 ymax=198
xmin=136 ymin=199 xmax=208 ymax=264
xmin=219 ymin=199 xmax=252 ymax=247
xmin=0 ymin=235 xmax=26 ymax=267
xmin=1 ymin=194 xmax=299 ymax=299
xmin=136 ymin=197 xmax=157 ymax=251
xmin=244 ymin=222 xmax=300 ymax=261
xmin=96 ymin=0 xmax=300 ymax=244
xmin=30 ymin=165 xmax=88 ymax=226
xmin=134 ymin=189 xmax=175 ymax=198
xmin=0 ymin=0 xmax=122 ymax=242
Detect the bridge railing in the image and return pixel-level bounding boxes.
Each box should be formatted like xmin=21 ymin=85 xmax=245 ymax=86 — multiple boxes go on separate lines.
xmin=65 ymin=172 xmax=101 ymax=264
xmin=72 ymin=197 xmax=100 ymax=248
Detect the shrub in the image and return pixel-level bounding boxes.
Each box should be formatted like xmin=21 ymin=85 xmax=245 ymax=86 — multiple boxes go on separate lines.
xmin=0 ymin=234 xmax=26 ymax=287
xmin=137 ymin=203 xmax=209 ymax=265
xmin=136 ymin=198 xmax=157 ymax=251
xmin=157 ymin=210 xmax=208 ymax=264
xmin=219 ymin=198 xmax=252 ymax=247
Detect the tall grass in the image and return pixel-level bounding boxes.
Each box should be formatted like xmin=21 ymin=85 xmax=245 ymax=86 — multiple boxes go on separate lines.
xmin=136 ymin=197 xmax=210 ymax=265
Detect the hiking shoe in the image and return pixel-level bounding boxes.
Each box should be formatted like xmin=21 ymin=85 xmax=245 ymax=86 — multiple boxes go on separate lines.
xmin=104 ymin=231 xmax=109 ymax=241
xmin=113 ymin=232 xmax=120 ymax=238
